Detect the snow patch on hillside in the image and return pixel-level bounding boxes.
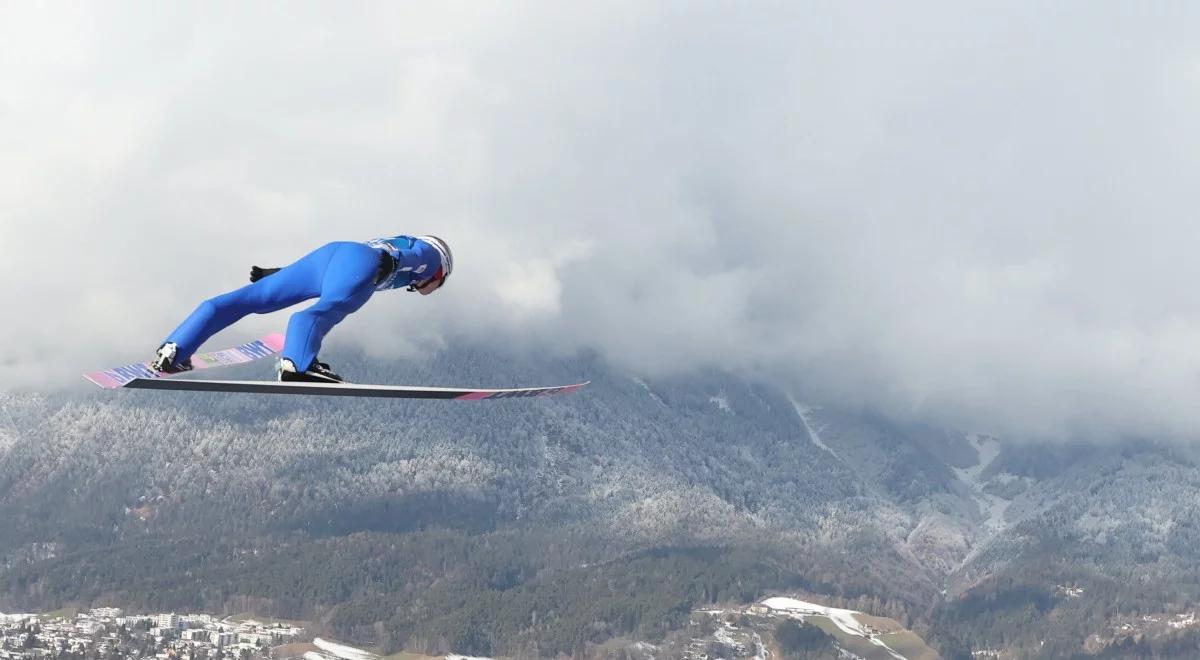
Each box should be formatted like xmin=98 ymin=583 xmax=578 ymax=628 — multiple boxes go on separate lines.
xmin=951 ymin=434 xmax=1010 ymax=532
xmin=950 ymin=434 xmax=1017 ymax=554
xmin=312 ymin=638 xmax=377 ymax=660
xmin=632 ymin=377 xmax=668 ymax=407
xmin=760 ymin=597 xmax=904 ymax=659
xmin=788 ymin=397 xmax=838 ymax=458
xmin=959 ymin=433 xmax=1000 ymax=482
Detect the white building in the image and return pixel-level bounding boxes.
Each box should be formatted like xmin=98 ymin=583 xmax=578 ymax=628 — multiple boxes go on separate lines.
xmin=238 ymin=632 xmax=271 ymax=646
xmin=150 ymin=626 xmax=178 ymax=640
xmin=182 ymin=614 xmax=216 ymax=627
xmin=271 ymin=627 xmax=303 ymax=642
xmin=155 ymin=614 xmax=179 ymax=630
xmin=117 ymin=616 xmax=153 ymax=628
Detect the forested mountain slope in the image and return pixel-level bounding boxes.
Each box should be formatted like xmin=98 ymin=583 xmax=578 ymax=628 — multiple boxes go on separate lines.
xmin=2 ymin=345 xmax=1200 ymax=657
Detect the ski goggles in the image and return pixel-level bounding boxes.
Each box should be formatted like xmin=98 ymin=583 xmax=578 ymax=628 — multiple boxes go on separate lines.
xmin=408 ymin=265 xmax=446 ymax=295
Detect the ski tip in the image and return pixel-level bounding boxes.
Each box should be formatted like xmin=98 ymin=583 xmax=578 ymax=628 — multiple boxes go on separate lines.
xmin=561 ymin=380 xmax=590 ymax=395
xmin=453 ymin=380 xmax=591 ymax=400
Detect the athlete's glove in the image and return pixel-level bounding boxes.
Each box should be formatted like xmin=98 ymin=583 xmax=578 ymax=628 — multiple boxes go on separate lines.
xmin=250 ymin=266 xmax=280 ymax=283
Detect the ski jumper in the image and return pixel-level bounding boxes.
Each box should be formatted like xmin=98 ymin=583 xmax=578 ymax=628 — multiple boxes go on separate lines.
xmin=162 ymin=237 xmax=443 ymax=371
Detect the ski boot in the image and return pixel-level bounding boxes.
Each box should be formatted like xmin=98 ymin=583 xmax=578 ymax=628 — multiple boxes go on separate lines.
xmin=151 ymin=342 xmax=193 ymax=374
xmin=278 ymin=358 xmax=344 ymax=384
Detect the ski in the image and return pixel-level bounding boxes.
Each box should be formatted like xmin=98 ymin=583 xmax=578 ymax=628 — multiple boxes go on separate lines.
xmin=120 ymin=378 xmax=590 ymax=400
xmin=83 ymin=334 xmax=286 ymax=390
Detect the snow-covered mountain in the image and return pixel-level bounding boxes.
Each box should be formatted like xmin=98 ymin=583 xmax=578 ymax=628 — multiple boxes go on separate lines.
xmin=1 ymin=344 xmax=1199 ymax=657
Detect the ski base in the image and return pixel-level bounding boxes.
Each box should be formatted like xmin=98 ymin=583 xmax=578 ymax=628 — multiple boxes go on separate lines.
xmin=122 ymin=378 xmax=590 ymax=400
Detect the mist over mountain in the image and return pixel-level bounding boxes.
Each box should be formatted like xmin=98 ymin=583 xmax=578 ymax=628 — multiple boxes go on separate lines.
xmin=6 ymin=3 xmax=1200 ymax=440
xmin=4 ymin=345 xmax=1200 ymax=657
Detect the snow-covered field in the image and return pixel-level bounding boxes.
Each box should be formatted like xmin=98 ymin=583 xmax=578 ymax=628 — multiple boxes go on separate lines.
xmin=306 ymin=639 xmax=493 ymax=660
xmin=760 ymin=597 xmax=905 ymax=660
xmin=311 ymin=638 xmax=378 ymax=660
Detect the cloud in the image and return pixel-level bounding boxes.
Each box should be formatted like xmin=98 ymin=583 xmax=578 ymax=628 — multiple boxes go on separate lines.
xmin=3 ymin=2 xmax=1200 ymax=439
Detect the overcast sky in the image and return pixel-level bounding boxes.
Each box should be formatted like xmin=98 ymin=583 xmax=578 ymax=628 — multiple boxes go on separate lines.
xmin=3 ymin=2 xmax=1200 ymax=439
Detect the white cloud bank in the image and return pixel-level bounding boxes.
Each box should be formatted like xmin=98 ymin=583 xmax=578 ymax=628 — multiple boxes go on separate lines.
xmin=3 ymin=2 xmax=1200 ymax=440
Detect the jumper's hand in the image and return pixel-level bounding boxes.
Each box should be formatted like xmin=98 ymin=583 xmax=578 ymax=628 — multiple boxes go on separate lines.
xmin=250 ymin=266 xmax=280 ymax=283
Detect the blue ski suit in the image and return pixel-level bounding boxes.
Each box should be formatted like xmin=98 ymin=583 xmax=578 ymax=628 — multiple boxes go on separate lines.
xmin=163 ymin=236 xmax=444 ymax=371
